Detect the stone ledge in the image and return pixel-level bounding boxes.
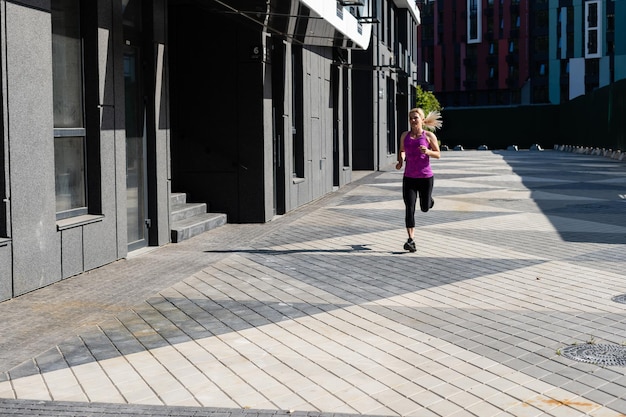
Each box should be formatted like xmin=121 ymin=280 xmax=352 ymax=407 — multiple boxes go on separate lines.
xmin=56 ymin=214 xmax=104 ymax=231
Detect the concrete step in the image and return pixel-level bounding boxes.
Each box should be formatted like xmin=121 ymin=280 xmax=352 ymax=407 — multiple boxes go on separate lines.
xmin=170 ymin=192 xmax=187 ymax=205
xmin=170 ymin=192 xmax=227 ymax=243
xmin=171 ymin=212 xmax=227 ymax=243
xmin=170 ymin=202 xmax=207 ymax=222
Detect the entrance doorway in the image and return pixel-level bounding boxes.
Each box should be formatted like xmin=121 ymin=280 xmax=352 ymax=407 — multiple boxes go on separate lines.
xmin=271 ymin=38 xmax=286 ymax=216
xmin=123 ymin=0 xmax=148 ymax=251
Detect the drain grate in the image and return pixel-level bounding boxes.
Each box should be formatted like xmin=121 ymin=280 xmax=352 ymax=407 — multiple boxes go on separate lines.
xmin=612 ymin=294 xmax=626 ymax=304
xmin=560 ymin=344 xmax=626 ymax=367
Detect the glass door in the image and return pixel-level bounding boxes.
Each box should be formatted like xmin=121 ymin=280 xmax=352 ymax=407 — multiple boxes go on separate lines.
xmin=123 ymin=0 xmax=148 ymax=251
xmin=124 ymin=42 xmax=148 ymax=251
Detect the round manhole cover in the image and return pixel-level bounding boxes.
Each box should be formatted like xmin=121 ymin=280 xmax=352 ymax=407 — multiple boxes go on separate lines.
xmin=612 ymin=294 xmax=626 ymax=304
xmin=560 ymin=344 xmax=626 ymax=367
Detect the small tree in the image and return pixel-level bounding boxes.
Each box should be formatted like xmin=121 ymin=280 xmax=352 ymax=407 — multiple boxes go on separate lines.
xmin=415 ymin=85 xmax=442 ymax=114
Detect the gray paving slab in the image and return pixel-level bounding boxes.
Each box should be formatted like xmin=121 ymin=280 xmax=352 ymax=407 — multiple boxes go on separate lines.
xmin=1 ymin=150 xmax=626 ymax=416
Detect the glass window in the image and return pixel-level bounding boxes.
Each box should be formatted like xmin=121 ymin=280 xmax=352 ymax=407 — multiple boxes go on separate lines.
xmin=291 ymin=46 xmax=304 ymax=178
xmin=587 ymin=29 xmax=598 ymax=55
xmin=585 ymin=0 xmax=602 ymax=58
xmin=607 ymin=13 xmax=614 ymax=32
xmin=559 ymin=8 xmax=567 ymax=59
xmin=0 ymin=126 xmax=4 ymax=238
xmin=536 ymin=36 xmax=548 ymax=53
xmin=539 ymin=63 xmax=546 ymax=76
xmin=52 ymin=0 xmax=87 ymax=217
xmin=54 ymin=136 xmax=86 ymax=212
xmin=467 ymin=0 xmax=481 ymax=43
xmin=381 ymin=0 xmax=386 ymax=45
xmin=537 ymin=10 xmax=549 ymax=27
xmin=342 ymin=67 xmax=349 ymax=168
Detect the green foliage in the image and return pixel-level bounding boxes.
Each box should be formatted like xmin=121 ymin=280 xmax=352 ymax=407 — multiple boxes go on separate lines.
xmin=415 ymin=85 xmax=442 ymax=114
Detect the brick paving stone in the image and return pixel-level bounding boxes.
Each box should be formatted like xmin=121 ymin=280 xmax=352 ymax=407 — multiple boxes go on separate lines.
xmin=1 ymin=151 xmax=626 ymax=416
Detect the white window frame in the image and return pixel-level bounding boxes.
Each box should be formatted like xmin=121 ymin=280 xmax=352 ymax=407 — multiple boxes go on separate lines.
xmin=585 ymin=0 xmax=602 ymax=58
xmin=467 ymin=0 xmax=482 ymax=44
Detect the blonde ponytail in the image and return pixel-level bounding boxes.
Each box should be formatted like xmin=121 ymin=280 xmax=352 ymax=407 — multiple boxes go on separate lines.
xmin=422 ymin=110 xmax=443 ymax=131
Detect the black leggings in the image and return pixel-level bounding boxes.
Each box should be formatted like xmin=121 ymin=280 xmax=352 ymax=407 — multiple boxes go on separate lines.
xmin=402 ymin=176 xmax=434 ymax=228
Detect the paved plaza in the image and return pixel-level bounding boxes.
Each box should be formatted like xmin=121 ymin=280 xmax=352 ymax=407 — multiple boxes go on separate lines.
xmin=0 ymin=150 xmax=625 ymax=416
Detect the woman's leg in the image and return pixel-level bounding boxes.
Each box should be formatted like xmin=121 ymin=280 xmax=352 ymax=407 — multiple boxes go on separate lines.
xmin=418 ymin=176 xmax=434 ymax=212
xmin=402 ymin=177 xmax=418 ymax=238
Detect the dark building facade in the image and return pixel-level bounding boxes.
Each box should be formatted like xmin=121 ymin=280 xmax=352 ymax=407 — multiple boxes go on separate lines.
xmin=352 ymin=0 xmax=421 ymax=170
xmin=0 ymin=0 xmax=420 ymax=300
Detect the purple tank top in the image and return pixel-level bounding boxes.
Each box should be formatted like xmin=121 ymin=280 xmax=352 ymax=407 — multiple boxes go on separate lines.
xmin=404 ymin=131 xmax=433 ymax=178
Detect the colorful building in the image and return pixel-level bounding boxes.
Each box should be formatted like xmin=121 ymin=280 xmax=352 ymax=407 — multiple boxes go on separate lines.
xmin=417 ymin=0 xmax=626 ymax=108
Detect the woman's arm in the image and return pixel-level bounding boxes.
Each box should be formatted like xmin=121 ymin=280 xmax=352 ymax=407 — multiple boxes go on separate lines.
xmin=426 ymin=132 xmax=441 ymax=159
xmin=396 ymin=132 xmax=407 ymax=169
